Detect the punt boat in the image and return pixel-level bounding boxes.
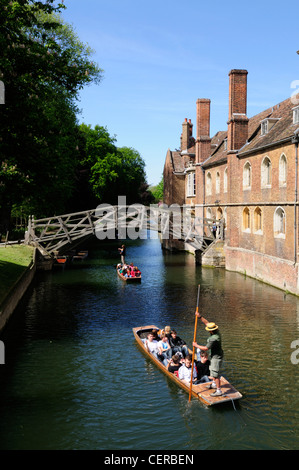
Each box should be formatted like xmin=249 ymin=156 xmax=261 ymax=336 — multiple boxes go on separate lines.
xmin=133 ymin=324 xmax=242 ymax=406
xmin=117 ymin=265 xmax=141 ymax=282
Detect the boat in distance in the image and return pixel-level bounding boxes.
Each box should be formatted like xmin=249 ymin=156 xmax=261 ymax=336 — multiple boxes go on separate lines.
xmin=116 ymin=264 xmax=141 ymax=282
xmin=133 ymin=325 xmax=242 ymax=407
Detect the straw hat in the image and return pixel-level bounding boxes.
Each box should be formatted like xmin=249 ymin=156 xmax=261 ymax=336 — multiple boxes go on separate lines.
xmin=205 ymin=322 xmax=218 ymax=331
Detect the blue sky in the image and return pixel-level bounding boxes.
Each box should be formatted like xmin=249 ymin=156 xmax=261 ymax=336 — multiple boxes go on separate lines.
xmin=61 ymin=0 xmax=299 ymax=186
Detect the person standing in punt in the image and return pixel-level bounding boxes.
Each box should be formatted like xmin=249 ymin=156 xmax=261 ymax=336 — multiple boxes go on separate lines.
xmin=192 ymin=314 xmax=224 ymax=397
xmin=118 ymin=244 xmax=126 ymax=264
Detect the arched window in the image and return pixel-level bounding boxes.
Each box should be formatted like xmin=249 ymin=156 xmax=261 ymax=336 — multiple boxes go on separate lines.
xmin=261 ymin=156 xmax=272 ymax=187
xmin=216 ymin=172 xmax=220 ymax=194
xmin=253 ymin=207 xmax=262 ymax=233
xmin=223 ymin=207 xmax=227 ymax=230
xmin=224 ymin=167 xmax=228 ymax=193
xmin=243 ymin=161 xmax=251 ymax=189
xmin=206 ymin=172 xmax=212 ymax=196
xmin=206 ymin=207 xmax=212 ymax=219
xmin=274 ymin=207 xmax=286 ymax=238
xmin=242 ymin=207 xmax=250 ymax=232
xmin=279 ymin=154 xmax=287 ymax=187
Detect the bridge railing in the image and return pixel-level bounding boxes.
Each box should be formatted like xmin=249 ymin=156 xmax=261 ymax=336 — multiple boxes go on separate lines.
xmin=24 ymin=204 xmax=224 ymax=256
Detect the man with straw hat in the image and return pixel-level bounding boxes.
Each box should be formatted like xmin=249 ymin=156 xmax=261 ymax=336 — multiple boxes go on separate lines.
xmin=192 ymin=313 xmax=224 ymax=397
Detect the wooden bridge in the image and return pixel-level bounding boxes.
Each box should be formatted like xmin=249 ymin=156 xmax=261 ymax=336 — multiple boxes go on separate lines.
xmin=24 ymin=204 xmax=224 ymax=257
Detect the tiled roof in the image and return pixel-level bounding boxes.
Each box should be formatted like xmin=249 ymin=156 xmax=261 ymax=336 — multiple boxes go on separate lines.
xmin=170 ymin=150 xmax=185 ymax=173
xmin=239 ymin=97 xmax=297 ymax=156
xmin=203 ymin=97 xmax=297 ymax=168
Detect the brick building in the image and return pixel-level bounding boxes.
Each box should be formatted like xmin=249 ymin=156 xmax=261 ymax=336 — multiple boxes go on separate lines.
xmin=163 ymin=69 xmax=299 ymax=295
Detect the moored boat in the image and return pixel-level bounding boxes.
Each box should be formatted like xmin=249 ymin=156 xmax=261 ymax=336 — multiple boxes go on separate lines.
xmin=133 ymin=324 xmax=242 ymax=406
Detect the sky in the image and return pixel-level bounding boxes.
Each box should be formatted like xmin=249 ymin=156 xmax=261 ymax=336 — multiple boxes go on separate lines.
xmin=61 ymin=0 xmax=299 ymax=186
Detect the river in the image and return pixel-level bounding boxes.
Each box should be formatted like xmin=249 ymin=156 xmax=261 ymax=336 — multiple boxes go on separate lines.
xmin=0 ymin=237 xmax=298 ymax=450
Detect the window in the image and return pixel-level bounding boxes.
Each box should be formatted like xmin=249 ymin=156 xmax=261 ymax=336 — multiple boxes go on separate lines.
xmin=253 ymin=207 xmax=262 ymax=233
xmin=216 ymin=172 xmax=220 ymax=194
xmin=261 ymin=156 xmax=271 ymax=187
xmin=279 ymin=154 xmax=287 ymax=187
xmin=224 ymin=167 xmax=228 ymax=193
xmin=223 ymin=138 xmax=227 ymax=151
xmin=261 ymin=118 xmax=280 ymax=135
xmin=261 ymin=120 xmax=268 ymax=135
xmin=242 ymin=207 xmax=250 ymax=232
xmin=187 ymin=172 xmax=196 ymax=197
xmin=274 ymin=207 xmax=286 ymax=238
xmin=206 ymin=172 xmax=212 ymax=196
xmin=293 ymin=106 xmax=299 ymax=124
xmin=243 ymin=161 xmax=251 ymax=189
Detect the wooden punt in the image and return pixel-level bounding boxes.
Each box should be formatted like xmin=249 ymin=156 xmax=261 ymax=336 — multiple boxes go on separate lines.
xmin=117 ymin=266 xmax=141 ymax=282
xmin=133 ymin=325 xmax=242 ymax=407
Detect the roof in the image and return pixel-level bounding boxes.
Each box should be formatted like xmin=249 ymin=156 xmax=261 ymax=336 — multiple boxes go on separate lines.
xmin=203 ymin=97 xmax=298 ymax=168
xmin=239 ymin=97 xmax=297 ymax=156
xmin=170 ymin=150 xmax=185 ymax=173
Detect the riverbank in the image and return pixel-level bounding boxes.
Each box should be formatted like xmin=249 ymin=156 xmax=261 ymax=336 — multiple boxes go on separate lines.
xmin=0 ymin=245 xmax=35 ymax=332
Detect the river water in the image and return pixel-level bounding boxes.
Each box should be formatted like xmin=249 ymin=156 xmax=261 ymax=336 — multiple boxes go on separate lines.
xmin=0 ymin=237 xmax=298 ymax=450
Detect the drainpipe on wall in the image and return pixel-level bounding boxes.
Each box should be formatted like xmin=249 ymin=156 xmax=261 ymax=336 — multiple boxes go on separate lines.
xmin=292 ymin=129 xmax=299 ymax=265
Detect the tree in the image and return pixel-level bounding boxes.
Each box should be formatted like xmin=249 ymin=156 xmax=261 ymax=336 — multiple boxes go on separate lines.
xmin=150 ymin=177 xmax=164 ymax=203
xmin=73 ymin=124 xmax=153 ymax=207
xmin=0 ymin=1 xmax=103 ymax=228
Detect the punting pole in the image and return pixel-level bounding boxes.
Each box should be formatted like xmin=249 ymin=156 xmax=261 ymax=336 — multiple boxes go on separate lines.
xmin=189 ymin=284 xmax=200 ymax=402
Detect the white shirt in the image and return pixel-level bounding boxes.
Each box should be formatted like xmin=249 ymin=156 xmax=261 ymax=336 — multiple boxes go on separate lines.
xmin=146 ymin=339 xmax=159 ymax=355
xmin=178 ymin=363 xmax=197 ymax=382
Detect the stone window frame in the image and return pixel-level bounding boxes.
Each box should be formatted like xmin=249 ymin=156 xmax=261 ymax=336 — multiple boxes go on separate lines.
xmin=243 ymin=161 xmax=251 ymax=190
xmin=253 ymin=206 xmax=263 ymax=234
xmin=206 ymin=171 xmax=212 ymax=196
xmin=224 ymin=167 xmax=228 ymax=193
xmin=242 ymin=207 xmax=251 ymax=233
xmin=261 ymin=156 xmax=272 ymax=188
xmin=216 ymin=171 xmax=220 ymax=194
xmin=274 ymin=206 xmax=286 ymax=239
xmin=279 ymin=153 xmax=287 ymax=187
xmin=293 ymin=106 xmax=299 ymax=125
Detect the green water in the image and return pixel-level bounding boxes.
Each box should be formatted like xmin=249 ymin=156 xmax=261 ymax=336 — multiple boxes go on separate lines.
xmin=0 ymin=237 xmax=298 ymax=450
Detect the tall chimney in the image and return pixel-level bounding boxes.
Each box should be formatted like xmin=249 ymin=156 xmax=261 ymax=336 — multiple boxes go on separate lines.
xmin=196 ymin=98 xmax=211 ymax=163
xmin=227 ymin=69 xmax=249 ymax=152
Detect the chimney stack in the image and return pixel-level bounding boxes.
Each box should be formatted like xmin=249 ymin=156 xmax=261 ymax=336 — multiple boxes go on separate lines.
xmin=181 ymin=118 xmax=193 ymax=151
xmin=196 ymin=98 xmax=211 ymax=163
xmin=227 ymin=69 xmax=249 ymax=152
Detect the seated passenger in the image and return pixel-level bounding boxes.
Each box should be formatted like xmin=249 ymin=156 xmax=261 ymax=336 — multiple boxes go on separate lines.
xmin=134 ymin=267 xmax=141 ymax=277
xmin=158 ymin=333 xmax=172 ymax=362
xmin=169 ymin=329 xmax=189 ymax=358
xmin=194 ymin=351 xmax=211 ymax=384
xmin=145 ymin=332 xmax=159 ymax=358
xmin=178 ymin=354 xmax=197 ymax=385
xmin=145 ymin=332 xmax=168 ymax=366
xmin=167 ymin=353 xmax=183 ymax=374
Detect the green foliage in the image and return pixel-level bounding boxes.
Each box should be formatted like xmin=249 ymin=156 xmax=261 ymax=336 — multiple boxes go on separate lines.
xmin=150 ymin=177 xmax=164 ymax=203
xmin=0 ymin=0 xmax=103 ymax=226
xmin=74 ymin=124 xmax=153 ymax=207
